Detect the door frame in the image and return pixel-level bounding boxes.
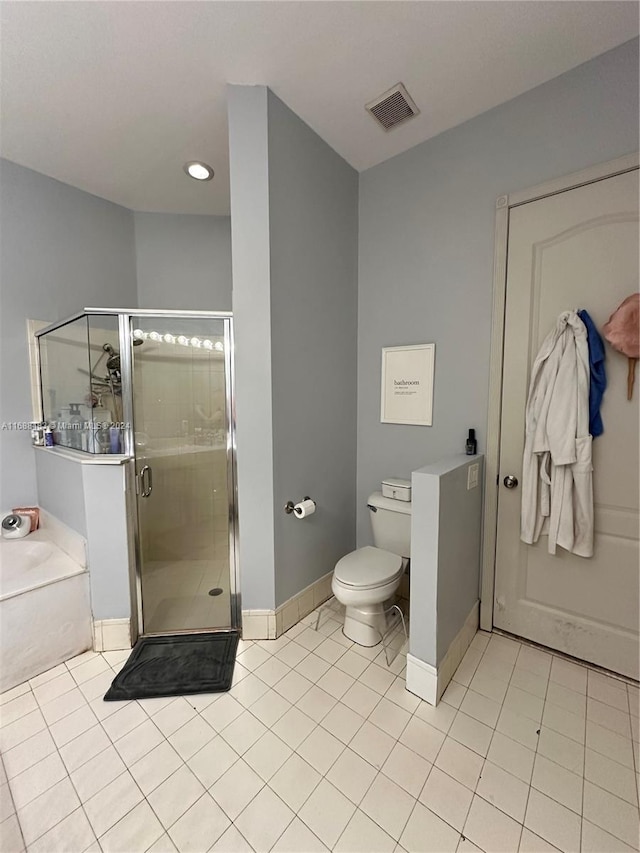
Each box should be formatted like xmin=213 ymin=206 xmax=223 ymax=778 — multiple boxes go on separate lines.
xmin=116 ymin=309 xmax=240 ymax=642
xmin=480 ymin=152 xmax=640 ymax=633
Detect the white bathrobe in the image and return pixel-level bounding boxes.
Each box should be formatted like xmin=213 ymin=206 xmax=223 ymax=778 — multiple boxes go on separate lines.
xmin=520 ymin=311 xmax=593 ymax=557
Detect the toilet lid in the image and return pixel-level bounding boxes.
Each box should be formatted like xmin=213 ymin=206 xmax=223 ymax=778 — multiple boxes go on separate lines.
xmin=334 ymin=546 xmax=403 ymax=588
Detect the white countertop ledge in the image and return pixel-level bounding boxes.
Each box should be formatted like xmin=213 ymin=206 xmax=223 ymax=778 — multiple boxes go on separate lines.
xmin=33 ymin=445 xmax=130 ymax=465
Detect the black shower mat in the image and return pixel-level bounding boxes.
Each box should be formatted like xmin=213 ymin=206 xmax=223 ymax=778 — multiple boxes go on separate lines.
xmin=104 ymin=631 xmax=239 ymax=701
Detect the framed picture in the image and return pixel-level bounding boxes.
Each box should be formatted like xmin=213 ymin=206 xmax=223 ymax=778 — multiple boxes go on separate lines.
xmin=380 ymin=343 xmax=435 ymax=426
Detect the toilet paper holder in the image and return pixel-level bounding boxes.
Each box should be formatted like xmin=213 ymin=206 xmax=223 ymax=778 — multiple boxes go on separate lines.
xmin=284 ymin=496 xmax=312 ymax=515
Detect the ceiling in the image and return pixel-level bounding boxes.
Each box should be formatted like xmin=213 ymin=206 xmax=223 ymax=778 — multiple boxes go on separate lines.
xmin=1 ymin=2 xmax=637 ymax=215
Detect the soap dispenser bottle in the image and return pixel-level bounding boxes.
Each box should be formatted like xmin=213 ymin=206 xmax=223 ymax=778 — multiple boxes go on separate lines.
xmin=465 ymin=428 xmax=477 ymax=455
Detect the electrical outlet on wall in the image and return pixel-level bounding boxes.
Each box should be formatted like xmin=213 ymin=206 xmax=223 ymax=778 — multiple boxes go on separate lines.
xmin=467 ymin=463 xmax=479 ymax=490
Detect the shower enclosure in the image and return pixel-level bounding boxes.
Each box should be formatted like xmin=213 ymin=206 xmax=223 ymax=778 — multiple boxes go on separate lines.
xmin=36 ymin=309 xmax=239 ymax=637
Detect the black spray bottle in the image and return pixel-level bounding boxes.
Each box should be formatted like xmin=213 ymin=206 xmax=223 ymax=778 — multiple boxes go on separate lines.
xmin=465 ymin=428 xmax=477 ymax=455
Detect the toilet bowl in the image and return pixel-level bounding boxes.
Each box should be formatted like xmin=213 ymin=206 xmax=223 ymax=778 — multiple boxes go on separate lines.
xmin=331 ymin=486 xmax=411 ymax=647
xmin=332 ymin=546 xmax=405 ymax=646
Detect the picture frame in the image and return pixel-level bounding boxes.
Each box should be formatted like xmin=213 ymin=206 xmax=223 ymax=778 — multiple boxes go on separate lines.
xmin=380 ymin=343 xmax=435 ymax=426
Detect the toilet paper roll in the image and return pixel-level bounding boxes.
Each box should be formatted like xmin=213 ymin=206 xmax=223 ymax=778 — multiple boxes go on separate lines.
xmin=293 ymin=499 xmax=316 ymax=519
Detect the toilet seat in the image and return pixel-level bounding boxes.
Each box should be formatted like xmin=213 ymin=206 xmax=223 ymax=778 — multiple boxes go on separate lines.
xmin=334 ymin=545 xmax=403 ymax=590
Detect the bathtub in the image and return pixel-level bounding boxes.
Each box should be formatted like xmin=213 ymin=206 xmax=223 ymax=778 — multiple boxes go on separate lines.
xmin=0 ymin=522 xmax=92 ymax=693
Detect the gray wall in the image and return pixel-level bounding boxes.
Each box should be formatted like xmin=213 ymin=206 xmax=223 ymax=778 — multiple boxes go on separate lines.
xmin=410 ymin=454 xmax=483 ymax=667
xmin=0 ymin=159 xmax=137 ymax=508
xmin=34 ymin=450 xmax=87 ymax=535
xmin=82 ymin=465 xmax=131 ymax=620
xmin=356 ymin=37 xmax=640 ymax=544
xmin=228 ymin=86 xmax=359 ymax=611
xmin=267 ymin=91 xmax=359 ymax=607
xmin=134 ymin=212 xmax=232 ymax=311
xmin=228 ymin=86 xmax=277 ymax=610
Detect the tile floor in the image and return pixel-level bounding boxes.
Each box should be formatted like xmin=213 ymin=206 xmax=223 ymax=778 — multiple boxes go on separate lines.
xmin=1 ymin=599 xmax=639 ymax=853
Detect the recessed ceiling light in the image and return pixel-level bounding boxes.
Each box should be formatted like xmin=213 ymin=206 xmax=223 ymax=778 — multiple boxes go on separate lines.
xmin=184 ymin=161 xmax=214 ymax=181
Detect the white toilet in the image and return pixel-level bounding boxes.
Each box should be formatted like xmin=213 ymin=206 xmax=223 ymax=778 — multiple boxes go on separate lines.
xmin=332 ymin=486 xmax=411 ymax=647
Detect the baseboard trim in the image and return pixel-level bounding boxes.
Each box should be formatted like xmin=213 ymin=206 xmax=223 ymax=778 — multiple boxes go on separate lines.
xmin=93 ymin=618 xmax=131 ymax=651
xmin=241 ymin=571 xmax=334 ymax=640
xmin=406 ymin=600 xmax=479 ymax=705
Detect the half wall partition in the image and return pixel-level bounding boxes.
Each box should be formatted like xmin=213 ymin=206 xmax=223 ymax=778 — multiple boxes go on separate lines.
xmin=35 ymin=309 xmax=239 ymax=638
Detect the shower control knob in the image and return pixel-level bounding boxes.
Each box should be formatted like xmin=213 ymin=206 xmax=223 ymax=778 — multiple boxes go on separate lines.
xmin=503 ymin=475 xmax=519 ymax=489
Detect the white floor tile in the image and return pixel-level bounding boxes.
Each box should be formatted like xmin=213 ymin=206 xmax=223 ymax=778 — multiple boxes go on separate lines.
xmin=586 ymin=719 xmax=635 ymax=768
xmin=271 ymin=816 xmax=327 ymax=852
xmin=295 ymin=685 xmax=337 ymax=723
xmin=369 ymin=697 xmax=411 ymax=739
xmin=516 ymin=646 xmax=552 ymax=679
xmin=237 ymin=645 xmax=272 ymax=672
xmin=0 ymin=814 xmax=24 ymax=853
xmin=476 ymin=760 xmax=530 ymax=822
xmin=532 ymin=754 xmax=583 ymax=814
xmin=253 ymin=658 xmax=291 ymax=689
xmin=382 ymin=742 xmax=432 ymax=798
xmin=460 ymin=687 xmax=502 ymax=728
xmin=546 ymin=681 xmax=587 ymax=718
xmin=1 ymin=693 xmax=38 ymax=728
xmin=187 ymin=734 xmax=238 ymax=789
xmin=587 ymin=696 xmax=632 ymax=738
xmin=335 ymin=808 xmax=396 ymax=853
xmin=385 ymin=677 xmax=421 ymax=714
xmin=400 ymin=802 xmax=460 ymax=853
xmin=550 ymin=658 xmax=587 ymax=695
xmin=297 ymin=725 xmax=345 ymax=775
xmin=209 ymin=759 xmax=264 ymax=821
xmin=341 ymin=681 xmax=381 ymax=717
xmin=201 ymin=693 xmax=245 ymax=732
xmin=83 ymin=770 xmax=143 ymax=838
xmin=0 ymin=710 xmax=46 ymax=753
xmin=147 ymin=764 xmax=205 ymax=830
xmin=167 ymin=714 xmax=216 ymax=760
xmin=220 ymin=710 xmax=267 ymax=755
xmin=524 ymin=788 xmax=581 ymax=853
xmin=235 ymin=785 xmax=295 ymax=851
xmin=581 ymin=818 xmax=637 ymax=853
xmin=273 ymin=670 xmax=314 ymax=704
xmin=315 ymin=638 xmax=346 ymax=665
xmin=294 ymin=653 xmax=331 ymax=684
xmin=112 ymin=719 xmax=164 ymax=768
xmin=326 ymin=747 xmax=377 ymax=805
xmin=435 ymin=736 xmax=484 ymax=790
xmin=419 ymin=766 xmax=473 ymax=830
xmin=497 ymin=707 xmax=540 ymax=751
xmin=351 ymin=720 xmax=397 ymax=769
xmin=536 ymin=726 xmax=584 ymax=775
xmin=70 ymin=745 xmax=127 ymax=802
xmin=17 ymin=777 xmax=80 ymax=846
xmin=449 ymin=710 xmax=493 ymax=757
xmin=584 ymin=747 xmax=638 ymax=805
xmin=275 ymin=641 xmax=310 ymax=669
xmin=469 ymin=668 xmax=509 ymax=704
xmin=243 ymin=730 xmax=292 ymax=781
xmin=27 ymin=806 xmax=95 ymax=853
xmin=130 ymin=741 xmax=183 ymax=797
xmin=167 ymin=792 xmax=230 ymax=852
xmin=441 ymin=680 xmax=467 ymax=709
xmin=40 ymin=689 xmax=87 ymax=727
xmin=152 ymin=697 xmax=197 ymax=738
xmin=99 ymin=799 xmax=164 ymax=853
xmin=464 ymin=794 xmax=523 ymax=853
xmin=582 ymin=780 xmax=640 ymax=849
xmin=209 ymin=824 xmax=255 ymax=852
xmin=250 ymin=689 xmax=292 ymax=728
xmin=32 ymin=672 xmax=76 ymax=707
xmin=2 ymin=729 xmax=56 ymax=780
xmin=321 ymin=702 xmax=365 ymax=744
xmin=316 ymin=668 xmax=355 ymax=701
xmin=487 ymin=732 xmax=535 ymax=784
xmin=510 ymin=666 xmax=549 ymax=699
xmin=358 ymin=663 xmax=397 ymax=696
xmin=271 ymin=706 xmax=316 ymax=749
xmin=101 ymin=701 xmax=148 ymax=742
xmin=0 ymin=783 xmax=15 ymax=823
xmin=414 ymin=697 xmax=457 ymax=734
xmin=269 ymin=753 xmax=322 ymax=812
xmin=518 ymin=827 xmax=561 ymax=852
xmin=298 ymin=778 xmax=356 ymax=848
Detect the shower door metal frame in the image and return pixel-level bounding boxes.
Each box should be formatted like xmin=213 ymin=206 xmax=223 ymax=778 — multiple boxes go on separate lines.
xmin=92 ymin=308 xmax=240 ymax=641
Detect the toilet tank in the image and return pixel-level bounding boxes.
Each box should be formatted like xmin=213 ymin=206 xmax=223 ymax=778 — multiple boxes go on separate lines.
xmin=367 ymin=491 xmax=412 ymax=557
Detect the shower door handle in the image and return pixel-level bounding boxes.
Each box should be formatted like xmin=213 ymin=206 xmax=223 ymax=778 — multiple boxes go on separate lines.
xmin=139 ymin=465 xmax=153 ymax=498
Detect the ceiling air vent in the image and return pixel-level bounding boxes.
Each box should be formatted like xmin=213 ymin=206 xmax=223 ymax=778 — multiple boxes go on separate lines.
xmin=366 ymin=83 xmax=419 ymax=131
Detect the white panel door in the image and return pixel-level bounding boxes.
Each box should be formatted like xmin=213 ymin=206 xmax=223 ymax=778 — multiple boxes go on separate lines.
xmin=494 ymin=168 xmax=639 ymax=679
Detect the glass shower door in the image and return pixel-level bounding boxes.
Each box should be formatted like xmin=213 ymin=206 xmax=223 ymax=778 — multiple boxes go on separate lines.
xmin=129 ymin=315 xmax=236 ymax=634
